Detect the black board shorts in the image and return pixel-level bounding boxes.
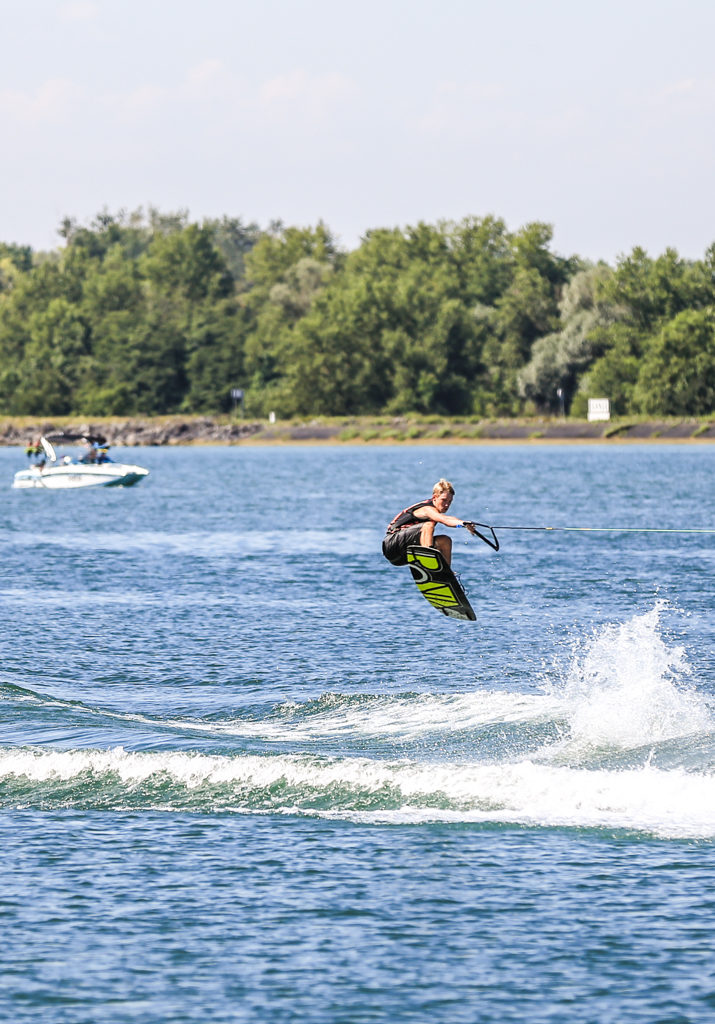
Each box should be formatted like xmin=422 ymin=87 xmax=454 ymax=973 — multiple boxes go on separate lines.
xmin=382 ymin=525 xmax=423 ymax=566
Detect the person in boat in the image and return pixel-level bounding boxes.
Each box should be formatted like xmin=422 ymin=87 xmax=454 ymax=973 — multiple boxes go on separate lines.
xmin=80 ymin=441 xmax=98 ymax=464
xmin=25 ymin=438 xmax=45 ymax=469
xmin=382 ymin=478 xmax=477 ymax=567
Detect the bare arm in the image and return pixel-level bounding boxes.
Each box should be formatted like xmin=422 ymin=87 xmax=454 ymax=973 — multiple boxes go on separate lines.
xmin=414 ymin=506 xmax=477 ymax=533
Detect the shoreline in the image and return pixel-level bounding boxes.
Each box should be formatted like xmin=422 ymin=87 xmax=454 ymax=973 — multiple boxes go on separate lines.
xmin=1 ymin=415 xmax=713 ymax=447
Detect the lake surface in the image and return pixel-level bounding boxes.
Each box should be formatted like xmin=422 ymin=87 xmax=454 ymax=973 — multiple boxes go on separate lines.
xmin=1 ymin=442 xmax=714 ymax=1023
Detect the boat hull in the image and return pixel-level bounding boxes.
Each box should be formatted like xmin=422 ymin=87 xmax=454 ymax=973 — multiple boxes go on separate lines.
xmin=13 ymin=465 xmax=149 ymax=489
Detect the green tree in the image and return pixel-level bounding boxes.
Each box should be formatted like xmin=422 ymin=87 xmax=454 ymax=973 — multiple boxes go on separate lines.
xmin=141 ymin=223 xmax=233 ymax=305
xmin=447 ymin=215 xmax=513 ymax=305
xmin=575 ymin=323 xmax=643 ymax=415
xmin=244 ymin=222 xmax=341 ymax=296
xmin=241 ymin=224 xmax=343 ymax=412
xmin=11 ymin=298 xmax=89 ymax=414
xmin=633 ymin=309 xmax=715 ymax=415
xmin=204 ymin=216 xmax=261 ymax=285
xmin=518 ymin=265 xmax=618 ymax=411
xmin=278 ymin=224 xmax=484 ymax=416
xmin=182 ymin=300 xmax=248 ymax=412
xmin=0 ymin=243 xmax=33 ymax=273
xmin=600 ymin=246 xmax=709 ymax=332
xmin=574 ymin=245 xmax=715 ymax=415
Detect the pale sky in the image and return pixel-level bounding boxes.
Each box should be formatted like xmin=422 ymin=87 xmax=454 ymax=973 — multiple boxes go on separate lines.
xmin=2 ymin=0 xmax=714 ymax=263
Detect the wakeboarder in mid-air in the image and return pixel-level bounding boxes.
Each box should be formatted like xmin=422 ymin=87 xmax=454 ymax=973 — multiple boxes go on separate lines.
xmin=382 ymin=479 xmax=477 ymax=567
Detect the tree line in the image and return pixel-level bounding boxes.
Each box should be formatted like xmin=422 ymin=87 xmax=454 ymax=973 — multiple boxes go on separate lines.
xmin=0 ymin=208 xmax=713 ymax=419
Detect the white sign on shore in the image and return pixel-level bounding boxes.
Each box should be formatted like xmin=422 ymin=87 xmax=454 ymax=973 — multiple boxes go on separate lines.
xmin=588 ymin=398 xmax=611 ymax=422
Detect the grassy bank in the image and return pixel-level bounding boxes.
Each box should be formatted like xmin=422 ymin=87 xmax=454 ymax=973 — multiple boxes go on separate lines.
xmin=1 ymin=414 xmax=714 ymax=445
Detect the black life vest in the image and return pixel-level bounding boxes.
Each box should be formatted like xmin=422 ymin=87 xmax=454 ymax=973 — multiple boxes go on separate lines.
xmin=385 ymin=498 xmax=435 ymax=535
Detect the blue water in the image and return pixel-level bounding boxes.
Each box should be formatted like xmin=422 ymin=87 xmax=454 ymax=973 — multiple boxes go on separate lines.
xmin=1 ymin=443 xmax=714 ymax=1023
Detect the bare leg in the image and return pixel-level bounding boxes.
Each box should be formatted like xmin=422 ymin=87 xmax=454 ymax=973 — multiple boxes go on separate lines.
xmin=419 ymin=521 xmax=452 ymax=565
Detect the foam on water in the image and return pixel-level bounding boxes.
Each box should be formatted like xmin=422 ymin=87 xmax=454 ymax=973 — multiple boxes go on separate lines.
xmin=3 ymin=605 xmax=713 ymax=838
xmin=553 ymin=604 xmax=713 ymax=753
xmin=0 ymin=683 xmax=560 ymax=746
xmin=171 ymin=604 xmax=713 ymax=756
xmin=220 ymin=690 xmax=555 ymax=741
xmin=2 ymin=744 xmax=715 ymax=838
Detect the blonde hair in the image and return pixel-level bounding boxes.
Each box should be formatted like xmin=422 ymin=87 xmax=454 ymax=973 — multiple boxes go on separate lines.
xmin=433 ymin=478 xmax=454 ymax=497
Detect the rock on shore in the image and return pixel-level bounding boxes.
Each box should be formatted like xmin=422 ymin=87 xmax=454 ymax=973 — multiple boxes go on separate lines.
xmin=0 ymin=418 xmax=263 ymax=446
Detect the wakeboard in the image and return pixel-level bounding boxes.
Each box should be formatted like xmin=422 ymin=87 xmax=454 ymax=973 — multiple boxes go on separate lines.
xmin=406 ymin=545 xmax=476 ymax=621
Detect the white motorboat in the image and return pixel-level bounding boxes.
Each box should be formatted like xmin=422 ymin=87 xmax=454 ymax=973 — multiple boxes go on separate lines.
xmin=13 ymin=433 xmax=149 ymax=489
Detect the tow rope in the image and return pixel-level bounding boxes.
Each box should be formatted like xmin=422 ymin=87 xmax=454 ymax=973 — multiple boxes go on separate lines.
xmin=463 ymin=521 xmax=715 ymax=553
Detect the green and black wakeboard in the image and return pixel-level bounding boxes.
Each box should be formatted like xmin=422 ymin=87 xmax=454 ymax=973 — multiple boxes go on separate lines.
xmin=406 ymin=545 xmax=476 ymax=621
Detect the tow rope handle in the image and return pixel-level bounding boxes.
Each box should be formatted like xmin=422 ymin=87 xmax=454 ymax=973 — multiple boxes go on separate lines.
xmin=463 ymin=521 xmax=500 ymax=552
